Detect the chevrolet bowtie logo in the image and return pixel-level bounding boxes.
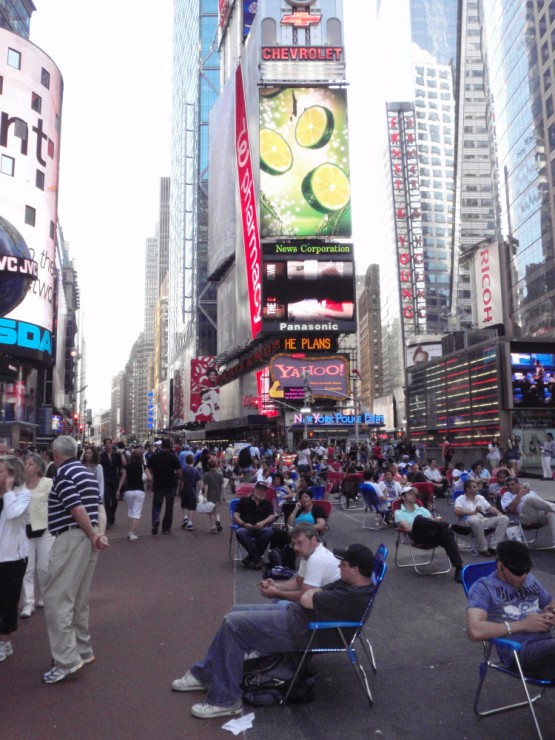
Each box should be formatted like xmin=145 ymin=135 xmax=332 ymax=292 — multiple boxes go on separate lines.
xmin=281 ymin=11 xmax=321 ymax=28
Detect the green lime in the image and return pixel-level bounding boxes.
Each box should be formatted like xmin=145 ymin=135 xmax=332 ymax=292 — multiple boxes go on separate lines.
xmin=301 ymin=163 xmax=351 ymax=212
xmin=260 ymin=128 xmax=293 ymax=175
xmin=295 ymin=106 xmax=334 ymax=149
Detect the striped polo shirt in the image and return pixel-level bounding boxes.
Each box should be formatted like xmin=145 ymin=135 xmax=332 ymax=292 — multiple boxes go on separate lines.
xmin=48 ymin=458 xmax=100 ymax=536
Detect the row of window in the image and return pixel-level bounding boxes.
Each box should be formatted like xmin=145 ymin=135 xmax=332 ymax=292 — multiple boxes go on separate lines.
xmin=1 ymin=155 xmax=49 ymax=192
xmin=7 ymin=47 xmax=51 ymax=88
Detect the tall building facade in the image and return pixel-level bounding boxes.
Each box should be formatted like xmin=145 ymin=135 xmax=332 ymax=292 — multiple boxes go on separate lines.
xmin=0 ymin=0 xmax=34 ymax=37
xmin=357 ymin=264 xmax=383 ymax=412
xmin=167 ymin=0 xmax=219 ymax=425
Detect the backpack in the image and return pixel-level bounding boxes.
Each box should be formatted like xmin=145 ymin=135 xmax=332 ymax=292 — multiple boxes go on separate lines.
xmin=238 ymin=446 xmax=252 ymax=468
xmin=242 ymin=653 xmax=317 ymax=706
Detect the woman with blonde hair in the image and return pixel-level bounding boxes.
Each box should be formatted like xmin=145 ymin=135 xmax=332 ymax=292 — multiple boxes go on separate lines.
xmin=0 ymin=455 xmax=31 ymax=661
xmin=19 ymin=453 xmax=55 ymax=618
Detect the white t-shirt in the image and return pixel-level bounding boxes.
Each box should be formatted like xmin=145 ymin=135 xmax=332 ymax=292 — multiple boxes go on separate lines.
xmin=424 ymin=467 xmax=442 ymax=483
xmin=500 ymin=489 xmax=540 ymax=514
xmin=454 ymin=493 xmax=491 ymax=517
xmin=297 ymin=543 xmax=340 ymax=588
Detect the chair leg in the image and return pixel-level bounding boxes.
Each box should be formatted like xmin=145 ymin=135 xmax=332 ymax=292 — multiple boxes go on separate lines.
xmin=474 ymin=647 xmax=546 ymax=740
xmin=357 ymin=631 xmax=378 ymax=673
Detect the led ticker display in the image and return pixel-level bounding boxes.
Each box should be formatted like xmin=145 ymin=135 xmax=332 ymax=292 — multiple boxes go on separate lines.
xmin=259 ymin=87 xmax=351 ymax=238
xmin=511 ymin=350 xmax=555 ymax=407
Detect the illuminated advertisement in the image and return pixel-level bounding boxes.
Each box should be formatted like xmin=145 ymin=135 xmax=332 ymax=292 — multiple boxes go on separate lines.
xmin=472 ymin=240 xmax=504 ymax=328
xmin=0 ymin=32 xmax=62 ymax=364
xmin=269 ymin=354 xmax=350 ymax=400
xmin=243 ymin=0 xmax=258 ymax=37
xmin=236 ymin=65 xmax=263 ymax=339
xmin=510 ymin=348 xmax=555 ymax=408
xmin=261 ymin=242 xmax=355 ymax=333
xmin=259 ymin=87 xmax=351 ymax=238
xmin=190 ymin=357 xmax=220 ymax=423
xmin=386 ymin=103 xmax=426 ymax=346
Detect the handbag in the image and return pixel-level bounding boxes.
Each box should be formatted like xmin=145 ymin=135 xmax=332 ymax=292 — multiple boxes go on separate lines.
xmin=26 ymin=524 xmax=46 ymax=539
xmin=196 ymin=494 xmax=215 ymax=514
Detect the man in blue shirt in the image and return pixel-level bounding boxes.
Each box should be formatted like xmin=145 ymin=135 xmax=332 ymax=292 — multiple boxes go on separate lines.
xmin=467 ymin=541 xmax=555 ymax=678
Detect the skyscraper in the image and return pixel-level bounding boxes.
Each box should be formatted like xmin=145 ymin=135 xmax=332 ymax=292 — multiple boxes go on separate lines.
xmin=0 ymin=0 xmax=34 ymax=38
xmin=168 ymin=0 xmax=219 ymax=372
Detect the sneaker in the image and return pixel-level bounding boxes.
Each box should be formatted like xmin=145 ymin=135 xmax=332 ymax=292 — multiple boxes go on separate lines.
xmin=20 ymin=604 xmax=34 ymax=618
xmin=191 ymin=701 xmax=242 ymax=719
xmin=171 ymin=670 xmax=206 ymax=692
xmin=0 ymin=641 xmax=13 ymax=661
xmin=128 ymin=533 xmax=138 ymax=541
xmin=181 ymin=517 xmax=189 ymax=530
xmin=80 ymin=654 xmax=95 ymax=665
xmin=210 ymin=526 xmax=218 ymax=534
xmin=42 ymin=660 xmax=84 ymax=684
xmin=186 ymin=522 xmax=193 ymax=531
xmin=216 ymin=521 xmax=222 ymax=532
xmin=152 ymin=521 xmax=160 ymax=535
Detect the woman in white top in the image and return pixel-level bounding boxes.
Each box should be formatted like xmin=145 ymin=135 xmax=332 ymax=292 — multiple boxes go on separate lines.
xmin=541 ymin=432 xmax=555 ymax=479
xmin=296 ymin=439 xmax=313 ymax=475
xmin=19 ymin=453 xmax=55 ymax=618
xmin=0 ymin=455 xmax=31 ymax=661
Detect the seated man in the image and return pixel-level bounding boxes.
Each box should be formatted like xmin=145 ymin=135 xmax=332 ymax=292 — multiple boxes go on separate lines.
xmin=377 ymin=469 xmax=403 ymax=502
xmin=171 ymin=543 xmax=375 ymax=719
xmin=258 ymin=523 xmax=340 ymax=602
xmin=454 ymin=479 xmax=509 ymax=556
xmin=467 ymin=461 xmax=490 ymax=497
xmin=394 ymin=487 xmax=468 ymax=582
xmin=233 ymin=481 xmax=276 ymax=569
xmin=500 ymin=477 xmax=555 ymax=545
xmin=466 ymin=540 xmax=555 ymax=679
xmin=358 ymin=470 xmax=385 ymax=512
xmin=487 ymin=467 xmax=511 ymax=504
xmin=424 ymin=458 xmax=448 ymax=496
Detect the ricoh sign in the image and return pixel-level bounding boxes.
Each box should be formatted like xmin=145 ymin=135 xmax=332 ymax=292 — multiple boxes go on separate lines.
xmin=473 ymin=241 xmax=503 ymax=328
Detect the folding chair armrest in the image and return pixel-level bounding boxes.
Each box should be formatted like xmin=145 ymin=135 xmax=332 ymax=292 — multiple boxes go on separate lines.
xmin=491 ymin=637 xmax=523 ymax=651
xmin=308 ymin=620 xmax=362 ymax=630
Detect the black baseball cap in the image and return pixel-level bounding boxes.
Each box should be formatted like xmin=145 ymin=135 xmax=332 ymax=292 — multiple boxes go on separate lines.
xmin=333 ymin=544 xmax=374 ymax=575
xmin=497 ymin=540 xmax=533 ymax=573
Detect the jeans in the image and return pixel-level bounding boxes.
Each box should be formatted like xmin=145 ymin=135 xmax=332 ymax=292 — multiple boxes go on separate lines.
xmin=191 ymin=603 xmax=303 ymax=707
xmin=508 ymin=636 xmax=555 ymax=680
xmin=411 ymin=515 xmax=463 ymax=567
xmin=152 ymin=487 xmax=176 ymax=532
xmin=235 ymin=526 xmax=273 ymax=563
xmin=104 ymin=480 xmax=118 ymax=525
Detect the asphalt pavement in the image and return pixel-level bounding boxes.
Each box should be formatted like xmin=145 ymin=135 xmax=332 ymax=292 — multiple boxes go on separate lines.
xmin=3 ymin=478 xmax=555 ymax=739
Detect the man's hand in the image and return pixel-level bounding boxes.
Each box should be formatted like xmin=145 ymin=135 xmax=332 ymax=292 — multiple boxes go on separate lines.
xmin=259 ymin=579 xmax=278 ymax=599
xmin=520 ymin=611 xmax=555 ymax=633
xmin=91 ymin=533 xmax=109 ymax=552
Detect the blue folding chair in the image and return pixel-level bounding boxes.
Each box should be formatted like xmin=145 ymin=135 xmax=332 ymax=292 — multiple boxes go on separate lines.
xmin=228 ymin=498 xmax=255 ymax=561
xmin=281 ymin=543 xmax=388 ymax=707
xmin=462 ymin=561 xmax=554 ymax=739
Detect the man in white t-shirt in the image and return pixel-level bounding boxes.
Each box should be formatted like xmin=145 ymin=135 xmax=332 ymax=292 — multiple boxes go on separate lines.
xmin=454 ymin=479 xmax=509 ymax=556
xmin=501 ymin=477 xmax=555 ymax=545
xmin=258 ymin=523 xmax=340 ymax=601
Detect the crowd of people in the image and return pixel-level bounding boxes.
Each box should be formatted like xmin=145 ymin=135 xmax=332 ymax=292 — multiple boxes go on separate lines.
xmin=1 ymin=432 xmax=554 ymax=726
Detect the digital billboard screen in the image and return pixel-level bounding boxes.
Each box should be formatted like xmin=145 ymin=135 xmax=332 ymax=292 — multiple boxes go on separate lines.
xmin=510 ymin=349 xmax=555 ymax=407
xmin=261 ymin=242 xmax=355 ymax=333
xmin=259 ymin=87 xmax=351 ymax=238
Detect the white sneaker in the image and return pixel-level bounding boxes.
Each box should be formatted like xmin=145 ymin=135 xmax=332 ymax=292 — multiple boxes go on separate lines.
xmin=128 ymin=533 xmax=138 ymax=541
xmin=42 ymin=660 xmax=84 ymax=684
xmin=191 ymin=701 xmax=242 ymax=719
xmin=20 ymin=604 xmax=34 ymax=618
xmin=171 ymin=670 xmax=206 ymax=692
xmin=0 ymin=641 xmax=13 ymax=662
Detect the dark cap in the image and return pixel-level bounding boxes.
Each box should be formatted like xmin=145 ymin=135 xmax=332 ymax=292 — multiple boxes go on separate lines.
xmin=254 ymin=481 xmax=268 ymax=490
xmin=333 ymin=544 xmax=374 ymax=575
xmin=497 ymin=540 xmax=533 ymax=572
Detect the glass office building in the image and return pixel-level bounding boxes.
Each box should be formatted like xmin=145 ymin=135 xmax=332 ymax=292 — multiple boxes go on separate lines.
xmin=168 ymin=0 xmax=220 ymax=415
xmin=0 ymin=0 xmax=34 ymax=38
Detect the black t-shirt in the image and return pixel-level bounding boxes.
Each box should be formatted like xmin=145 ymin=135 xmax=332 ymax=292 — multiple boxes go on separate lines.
xmin=236 ymin=496 xmax=274 ymax=525
xmin=286 ymin=579 xmax=374 ymax=647
xmin=147 ymin=450 xmax=181 ymax=489
xmin=126 ymin=461 xmax=145 ymax=491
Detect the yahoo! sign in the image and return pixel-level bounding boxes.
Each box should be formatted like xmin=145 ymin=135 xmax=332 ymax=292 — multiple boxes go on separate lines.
xmin=269 ymin=353 xmax=349 ymax=399
xmin=235 ymin=65 xmax=262 ymax=339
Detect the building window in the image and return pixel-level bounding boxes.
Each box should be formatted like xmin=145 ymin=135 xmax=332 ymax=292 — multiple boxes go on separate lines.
xmin=41 ymin=68 xmax=50 ymax=89
xmin=0 ymin=76 xmax=3 ymax=94
xmin=1 ymin=155 xmax=15 ymax=176
xmin=47 ymin=139 xmax=54 ymax=158
xmin=25 ymin=205 xmax=36 ymax=226
xmin=36 ymin=170 xmax=45 ymax=190
xmin=7 ymin=48 xmax=21 ymax=70
xmin=49 ymin=221 xmax=56 ymax=239
xmin=31 ymin=92 xmax=42 ymax=113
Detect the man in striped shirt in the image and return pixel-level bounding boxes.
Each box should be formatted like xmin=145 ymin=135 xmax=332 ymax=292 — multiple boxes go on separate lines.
xmin=42 ymin=436 xmax=109 ymax=684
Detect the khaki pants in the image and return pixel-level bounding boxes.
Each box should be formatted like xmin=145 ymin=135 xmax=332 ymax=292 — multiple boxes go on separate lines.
xmin=43 ymin=528 xmax=99 ymax=668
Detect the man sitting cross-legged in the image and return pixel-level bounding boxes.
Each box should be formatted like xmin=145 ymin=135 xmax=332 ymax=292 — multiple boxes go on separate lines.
xmin=258 ymin=523 xmax=340 ymax=603
xmin=233 ymin=481 xmax=276 ymax=569
xmin=171 ymin=543 xmax=375 ymax=719
xmin=454 ymin=479 xmax=509 ymax=556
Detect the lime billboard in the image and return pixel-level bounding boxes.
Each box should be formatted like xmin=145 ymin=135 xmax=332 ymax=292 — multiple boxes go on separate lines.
xmin=259 ymin=87 xmax=351 ymax=238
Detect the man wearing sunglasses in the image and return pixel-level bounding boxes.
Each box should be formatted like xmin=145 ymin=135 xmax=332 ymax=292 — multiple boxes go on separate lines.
xmin=466 ymin=540 xmax=555 ymax=679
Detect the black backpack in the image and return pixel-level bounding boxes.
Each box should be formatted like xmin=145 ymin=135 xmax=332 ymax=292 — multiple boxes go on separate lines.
xmin=242 ymin=653 xmax=317 ymax=706
xmin=238 ymin=446 xmax=252 ymax=469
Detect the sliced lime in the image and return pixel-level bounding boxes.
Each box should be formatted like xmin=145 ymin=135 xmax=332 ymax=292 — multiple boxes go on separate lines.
xmin=301 ymin=163 xmax=351 ymax=213
xmin=295 ymin=106 xmax=334 ymax=149
xmin=260 ymin=128 xmax=293 ymax=175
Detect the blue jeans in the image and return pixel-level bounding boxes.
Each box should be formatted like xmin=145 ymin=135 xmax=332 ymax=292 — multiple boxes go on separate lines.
xmin=152 ymin=487 xmax=176 ymax=532
xmin=235 ymin=526 xmax=272 ymax=563
xmin=191 ymin=603 xmax=303 ymax=707
xmin=510 ymin=636 xmax=555 ymax=680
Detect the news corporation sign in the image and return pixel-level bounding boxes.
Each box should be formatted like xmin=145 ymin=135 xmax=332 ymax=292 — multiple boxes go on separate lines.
xmin=293 ymin=412 xmax=385 ymax=426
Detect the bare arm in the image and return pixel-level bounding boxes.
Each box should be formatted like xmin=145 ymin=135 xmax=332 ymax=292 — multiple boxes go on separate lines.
xmin=259 ymin=576 xmax=310 ymax=602
xmin=70 ymin=505 xmax=109 ymax=551
xmin=467 ymin=607 xmax=555 ymax=641
xmin=300 ymin=587 xmax=323 ymax=610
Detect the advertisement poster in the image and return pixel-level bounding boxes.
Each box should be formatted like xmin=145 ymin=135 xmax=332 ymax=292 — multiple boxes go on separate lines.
xmin=190 ymin=358 xmax=220 ymax=423
xmin=259 ymin=87 xmax=351 ymax=237
xmin=269 ymin=354 xmax=350 ymax=400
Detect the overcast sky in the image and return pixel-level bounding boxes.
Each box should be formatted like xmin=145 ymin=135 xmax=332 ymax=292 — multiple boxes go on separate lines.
xmin=30 ymin=0 xmax=408 ymax=413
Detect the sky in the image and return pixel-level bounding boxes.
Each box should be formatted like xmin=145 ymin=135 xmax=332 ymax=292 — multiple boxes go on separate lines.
xmin=29 ymin=0 xmax=408 ymax=413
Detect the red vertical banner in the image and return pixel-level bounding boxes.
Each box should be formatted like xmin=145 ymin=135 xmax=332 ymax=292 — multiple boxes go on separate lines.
xmin=235 ymin=64 xmax=262 ymax=339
